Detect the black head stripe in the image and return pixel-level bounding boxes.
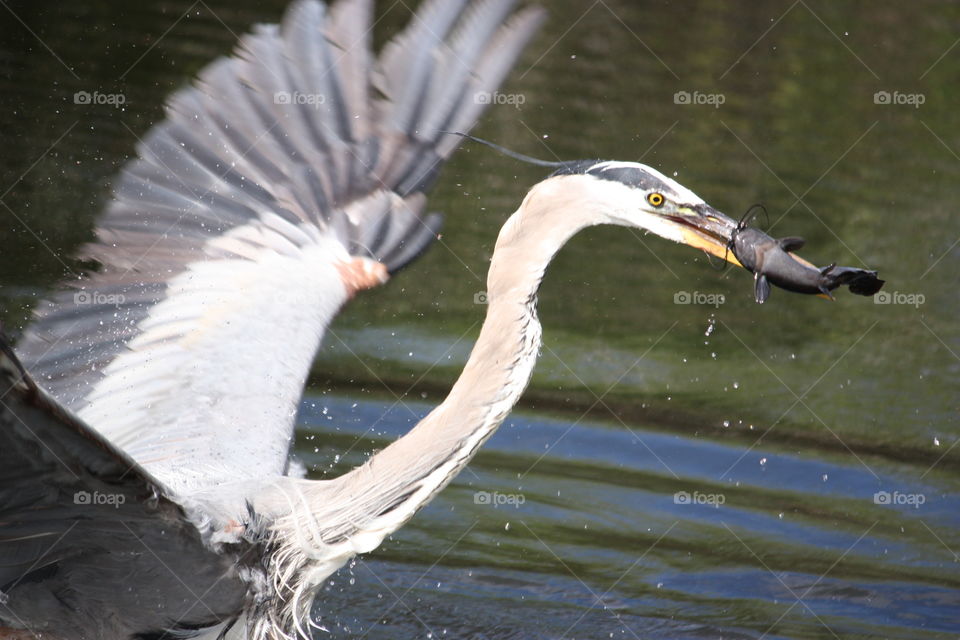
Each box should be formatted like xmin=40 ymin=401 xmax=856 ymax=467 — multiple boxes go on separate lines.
xmin=590 ymin=164 xmax=672 ymax=192
xmin=552 ymin=160 xmax=671 ymax=193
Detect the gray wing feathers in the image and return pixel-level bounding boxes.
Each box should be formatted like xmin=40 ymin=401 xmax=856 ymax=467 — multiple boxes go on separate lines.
xmin=326 ymin=0 xmax=373 ymax=142
xmin=19 ymin=282 xmax=165 ymax=409
xmin=437 ymin=4 xmax=545 ymax=157
xmin=15 ymin=0 xmax=542 ymax=460
xmin=377 ymin=0 xmax=470 ymax=134
xmin=374 ymin=0 xmax=545 ymax=191
xmin=419 ymin=0 xmax=520 ymax=134
xmin=0 ymin=335 xmax=247 ymax=639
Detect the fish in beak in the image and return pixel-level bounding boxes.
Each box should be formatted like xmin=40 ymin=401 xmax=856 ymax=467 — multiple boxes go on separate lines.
xmin=669 ymin=203 xmax=743 ymax=268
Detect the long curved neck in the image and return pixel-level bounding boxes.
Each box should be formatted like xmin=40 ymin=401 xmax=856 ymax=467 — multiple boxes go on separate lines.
xmin=251 ymin=178 xmax=606 ymax=630
xmin=317 ymin=178 xmax=601 ymax=537
xmin=393 ymin=208 xmax=565 ymax=483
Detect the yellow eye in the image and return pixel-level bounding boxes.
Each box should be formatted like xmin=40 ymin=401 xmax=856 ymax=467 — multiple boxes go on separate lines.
xmin=647 ymin=192 xmax=665 ymax=207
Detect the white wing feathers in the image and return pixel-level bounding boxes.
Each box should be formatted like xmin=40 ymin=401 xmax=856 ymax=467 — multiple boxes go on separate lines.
xmin=16 ymin=0 xmax=544 ymax=499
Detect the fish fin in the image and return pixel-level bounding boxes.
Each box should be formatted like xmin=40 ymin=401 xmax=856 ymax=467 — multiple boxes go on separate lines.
xmin=779 ymin=236 xmax=805 ymax=252
xmin=754 ymin=273 xmax=771 ymax=304
xmin=819 ymin=263 xmax=836 ymax=275
xmin=818 ymin=284 xmax=835 ymax=300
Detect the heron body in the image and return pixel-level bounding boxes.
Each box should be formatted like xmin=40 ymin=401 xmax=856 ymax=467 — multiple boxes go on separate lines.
xmin=0 ymin=165 xmax=739 ymax=639
xmin=0 ymin=0 xmax=747 ymax=638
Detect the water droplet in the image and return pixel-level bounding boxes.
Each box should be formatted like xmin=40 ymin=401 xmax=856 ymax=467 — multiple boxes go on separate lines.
xmin=759 ymin=457 xmax=767 ymax=466
xmin=722 ymin=420 xmax=730 ymax=428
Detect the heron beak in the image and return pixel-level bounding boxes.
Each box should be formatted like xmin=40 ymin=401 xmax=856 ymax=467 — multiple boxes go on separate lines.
xmin=669 ymin=204 xmax=742 ymax=267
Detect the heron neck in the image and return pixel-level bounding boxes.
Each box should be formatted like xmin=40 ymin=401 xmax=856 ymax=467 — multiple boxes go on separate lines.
xmin=322 ymin=187 xmax=594 ymax=536
xmin=254 ymin=178 xmax=601 ymax=599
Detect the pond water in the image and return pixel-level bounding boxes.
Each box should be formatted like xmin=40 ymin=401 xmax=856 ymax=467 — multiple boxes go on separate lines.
xmin=1 ymin=1 xmax=958 ymax=638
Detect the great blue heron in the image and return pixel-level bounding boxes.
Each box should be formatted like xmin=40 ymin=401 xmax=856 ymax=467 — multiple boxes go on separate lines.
xmin=0 ymin=1 xmax=743 ymax=639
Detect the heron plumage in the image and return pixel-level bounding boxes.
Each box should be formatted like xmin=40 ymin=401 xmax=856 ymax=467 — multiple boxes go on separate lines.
xmin=3 ymin=0 xmax=545 ymax=637
xmin=16 ymin=0 xmax=543 ymax=501
xmin=1 ymin=2 xmax=759 ymax=638
xmin=0 ymin=332 xmax=250 ymax=640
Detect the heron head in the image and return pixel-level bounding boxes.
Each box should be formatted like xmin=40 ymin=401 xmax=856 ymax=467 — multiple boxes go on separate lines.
xmin=551 ymin=160 xmax=742 ymax=266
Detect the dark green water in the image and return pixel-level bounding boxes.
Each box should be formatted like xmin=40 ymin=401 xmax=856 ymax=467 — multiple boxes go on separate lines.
xmin=1 ymin=1 xmax=958 ymax=638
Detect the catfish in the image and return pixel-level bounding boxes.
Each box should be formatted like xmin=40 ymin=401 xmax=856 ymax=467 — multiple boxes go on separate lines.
xmin=729 ymin=221 xmax=884 ymax=304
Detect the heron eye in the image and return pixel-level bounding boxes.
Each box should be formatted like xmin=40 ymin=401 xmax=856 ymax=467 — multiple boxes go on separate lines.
xmin=647 ymin=192 xmax=665 ymax=207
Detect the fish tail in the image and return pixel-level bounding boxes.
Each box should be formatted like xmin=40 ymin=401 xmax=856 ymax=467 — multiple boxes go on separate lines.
xmin=822 ymin=266 xmax=885 ymax=296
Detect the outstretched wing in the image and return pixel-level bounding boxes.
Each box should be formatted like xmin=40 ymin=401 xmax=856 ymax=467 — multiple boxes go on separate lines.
xmin=15 ymin=0 xmax=544 ymax=498
xmin=0 ymin=333 xmax=248 ymax=639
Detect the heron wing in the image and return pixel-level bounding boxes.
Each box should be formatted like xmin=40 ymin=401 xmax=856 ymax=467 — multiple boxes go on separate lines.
xmin=15 ymin=0 xmax=543 ymax=498
xmin=0 ymin=333 xmax=248 ymax=639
